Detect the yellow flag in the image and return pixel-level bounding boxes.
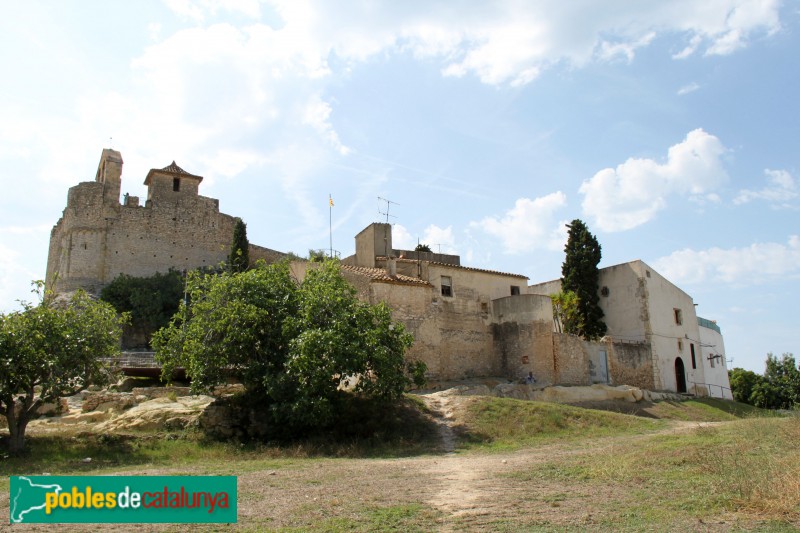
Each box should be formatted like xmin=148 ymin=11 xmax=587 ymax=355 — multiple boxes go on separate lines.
xmin=329 ymin=197 xmax=334 ymax=207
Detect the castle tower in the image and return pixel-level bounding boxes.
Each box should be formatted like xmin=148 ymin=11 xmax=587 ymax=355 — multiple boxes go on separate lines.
xmin=95 ymin=148 xmax=123 ymax=206
xmin=144 ymin=161 xmax=203 ymax=206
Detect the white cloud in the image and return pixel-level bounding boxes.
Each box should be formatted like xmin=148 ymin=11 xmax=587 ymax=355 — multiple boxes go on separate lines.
xmin=653 ymin=235 xmax=800 ymax=285
xmin=596 ymin=32 xmax=656 ymax=63
xmin=391 ymin=224 xmax=415 ymax=251
xmin=579 ymin=129 xmax=728 ymax=232
xmin=392 ymin=224 xmax=457 ymax=254
xmin=734 ymin=169 xmax=798 ymax=208
xmin=471 ymin=192 xmax=567 ymax=253
xmin=302 ymin=95 xmax=351 ymax=155
xmin=163 ymin=0 xmax=262 ymax=22
xmin=277 ymin=0 xmax=782 ymax=86
xmin=677 ymin=82 xmax=700 ymax=95
xmin=419 ymin=225 xmax=457 ymax=254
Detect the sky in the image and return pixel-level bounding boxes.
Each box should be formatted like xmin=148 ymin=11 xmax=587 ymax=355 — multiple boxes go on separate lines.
xmin=1 ymin=1 xmax=798 ymax=374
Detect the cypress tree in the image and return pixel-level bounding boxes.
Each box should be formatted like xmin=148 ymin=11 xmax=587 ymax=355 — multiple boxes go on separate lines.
xmin=561 ymin=219 xmax=606 ymax=340
xmin=229 ymin=218 xmax=250 ymax=273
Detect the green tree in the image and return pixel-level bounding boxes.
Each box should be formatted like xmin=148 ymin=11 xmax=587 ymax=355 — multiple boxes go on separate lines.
xmin=153 ymin=260 xmax=425 ymax=438
xmin=100 ymin=270 xmax=184 ymax=346
xmin=550 ymin=290 xmax=582 ymax=334
xmin=728 ymin=367 xmax=764 ymax=404
xmin=761 ymin=353 xmax=799 ymax=409
xmin=415 ymin=244 xmax=432 ymax=253
xmin=229 ymin=218 xmax=250 ymax=273
xmin=0 ymin=285 xmax=125 ymax=453
xmin=561 ymin=219 xmax=606 ymax=340
xmin=308 ymin=249 xmax=327 ymax=263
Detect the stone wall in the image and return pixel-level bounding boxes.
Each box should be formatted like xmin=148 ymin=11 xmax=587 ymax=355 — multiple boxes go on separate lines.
xmin=552 ymin=333 xmax=591 ymax=385
xmin=608 ymin=341 xmax=654 ymax=390
xmin=491 ymin=294 xmax=556 ymax=383
xmin=369 ymin=281 xmax=497 ymax=381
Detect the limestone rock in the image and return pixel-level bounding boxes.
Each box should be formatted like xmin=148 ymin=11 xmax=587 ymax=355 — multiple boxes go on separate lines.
xmin=82 ymin=393 xmax=137 ymax=413
xmin=95 ymin=395 xmax=213 ymax=432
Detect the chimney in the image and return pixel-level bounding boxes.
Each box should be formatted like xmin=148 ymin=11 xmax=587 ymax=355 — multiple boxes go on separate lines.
xmin=386 ymin=257 xmax=397 ymax=277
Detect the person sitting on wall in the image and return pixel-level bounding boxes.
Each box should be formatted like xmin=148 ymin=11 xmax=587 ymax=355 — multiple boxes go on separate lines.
xmin=526 ymin=372 xmax=536 ymax=385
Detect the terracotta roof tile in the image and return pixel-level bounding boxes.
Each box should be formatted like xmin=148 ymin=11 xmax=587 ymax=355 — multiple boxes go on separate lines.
xmin=144 ymin=161 xmax=203 ymax=186
xmin=378 ymin=257 xmax=528 ymax=279
xmin=160 ymin=161 xmax=202 ymax=178
xmin=341 ymin=264 xmax=432 ymax=286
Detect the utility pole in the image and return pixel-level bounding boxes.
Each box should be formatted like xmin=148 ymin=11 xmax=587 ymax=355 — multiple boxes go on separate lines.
xmin=329 ymin=194 xmax=334 ymax=258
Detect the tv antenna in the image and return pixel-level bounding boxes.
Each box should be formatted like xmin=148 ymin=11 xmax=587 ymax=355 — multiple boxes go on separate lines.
xmin=377 ymin=196 xmax=399 ymax=224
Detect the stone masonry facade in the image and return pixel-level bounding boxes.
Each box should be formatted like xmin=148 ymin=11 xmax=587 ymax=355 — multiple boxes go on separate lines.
xmin=46 ymin=149 xmax=284 ymax=295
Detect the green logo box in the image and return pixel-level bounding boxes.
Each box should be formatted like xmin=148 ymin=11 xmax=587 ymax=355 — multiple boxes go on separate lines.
xmin=10 ymin=475 xmax=237 ymax=524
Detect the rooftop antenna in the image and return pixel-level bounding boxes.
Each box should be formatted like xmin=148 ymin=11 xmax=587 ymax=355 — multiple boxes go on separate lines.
xmin=377 ymin=196 xmax=399 ymax=224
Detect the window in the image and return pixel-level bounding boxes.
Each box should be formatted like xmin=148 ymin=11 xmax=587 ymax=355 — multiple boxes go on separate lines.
xmin=173 ymin=178 xmax=181 ymax=191
xmin=601 ymin=286 xmax=610 ymax=297
xmin=690 ymin=344 xmax=696 ymax=369
xmin=677 ymin=339 xmax=683 ymax=352
xmin=674 ymin=308 xmax=683 ymax=325
xmin=510 ymin=285 xmax=520 ymax=296
xmin=710 ymin=357 xmax=715 ymax=368
xmin=441 ymin=276 xmax=452 ymax=297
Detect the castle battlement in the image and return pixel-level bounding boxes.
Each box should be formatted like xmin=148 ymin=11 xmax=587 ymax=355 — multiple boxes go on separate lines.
xmin=46 ymin=149 xmax=283 ymax=295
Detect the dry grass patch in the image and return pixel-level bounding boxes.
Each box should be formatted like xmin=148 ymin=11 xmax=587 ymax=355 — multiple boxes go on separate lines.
xmin=457 ymin=396 xmax=663 ymax=451
xmin=510 ymin=416 xmax=800 ymax=528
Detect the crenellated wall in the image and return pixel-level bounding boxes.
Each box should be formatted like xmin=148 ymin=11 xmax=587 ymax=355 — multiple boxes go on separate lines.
xmin=46 ymin=149 xmax=284 ymax=295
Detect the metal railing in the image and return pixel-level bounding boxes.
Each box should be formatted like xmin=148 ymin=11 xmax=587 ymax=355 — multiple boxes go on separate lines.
xmin=690 ymin=381 xmax=732 ymax=399
xmin=102 ymin=351 xmax=159 ymax=369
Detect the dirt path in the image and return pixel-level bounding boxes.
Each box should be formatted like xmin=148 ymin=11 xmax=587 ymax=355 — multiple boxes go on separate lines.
xmin=415 ymin=393 xmax=733 ymax=530
xmin=2 ymin=392 xmax=758 ymax=531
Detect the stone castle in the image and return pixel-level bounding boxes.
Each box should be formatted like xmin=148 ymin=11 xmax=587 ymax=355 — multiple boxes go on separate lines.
xmin=46 ymin=149 xmax=283 ymax=294
xmin=47 ymin=149 xmax=732 ymax=397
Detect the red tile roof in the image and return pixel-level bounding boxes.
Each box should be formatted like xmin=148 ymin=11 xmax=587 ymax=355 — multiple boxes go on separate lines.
xmin=378 ymin=257 xmax=528 ymax=279
xmin=341 ymin=264 xmax=432 ymax=286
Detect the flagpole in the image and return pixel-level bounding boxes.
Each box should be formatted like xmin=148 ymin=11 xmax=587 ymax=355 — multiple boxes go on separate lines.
xmin=329 ymin=194 xmax=333 ymax=258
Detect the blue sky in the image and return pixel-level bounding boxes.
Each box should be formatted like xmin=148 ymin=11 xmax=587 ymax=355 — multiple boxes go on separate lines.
xmin=1 ymin=1 xmax=798 ymax=373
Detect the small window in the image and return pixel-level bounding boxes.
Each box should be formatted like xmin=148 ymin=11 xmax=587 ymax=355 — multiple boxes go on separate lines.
xmin=601 ymin=286 xmax=609 ymax=297
xmin=674 ymin=308 xmax=683 ymax=325
xmin=690 ymin=344 xmax=696 ymax=369
xmin=173 ymin=178 xmax=180 ymax=191
xmin=646 ymin=270 xmax=651 ymax=278
xmin=677 ymin=339 xmax=683 ymax=352
xmin=441 ymin=276 xmax=452 ymax=297
xmin=710 ymin=356 xmax=715 ymax=368
xmin=510 ymin=285 xmax=520 ymax=296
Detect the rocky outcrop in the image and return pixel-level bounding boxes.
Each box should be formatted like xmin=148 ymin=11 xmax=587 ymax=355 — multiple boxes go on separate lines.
xmin=426 ymin=383 xmax=687 ymax=404
xmin=95 ymin=396 xmax=214 ymax=432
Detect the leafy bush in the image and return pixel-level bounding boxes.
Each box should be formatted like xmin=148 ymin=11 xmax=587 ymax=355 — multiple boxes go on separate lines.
xmin=100 ymin=270 xmax=184 ymax=344
xmin=153 ymin=260 xmax=426 ymax=439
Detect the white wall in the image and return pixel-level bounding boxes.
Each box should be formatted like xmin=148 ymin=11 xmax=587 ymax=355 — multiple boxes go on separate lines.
xmin=698 ymin=321 xmax=733 ymax=399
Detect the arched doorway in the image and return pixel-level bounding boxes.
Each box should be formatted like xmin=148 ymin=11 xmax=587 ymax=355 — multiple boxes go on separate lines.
xmin=675 ymin=357 xmax=687 ymax=393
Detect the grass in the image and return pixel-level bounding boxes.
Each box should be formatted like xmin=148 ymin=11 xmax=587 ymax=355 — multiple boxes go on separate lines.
xmin=269 ymin=504 xmax=443 ymax=532
xmin=0 ymin=396 xmax=440 ymax=487
xmin=645 ymin=398 xmax=771 ymax=421
xmin=457 ymin=396 xmax=664 ymax=450
xmin=2 ymin=393 xmax=794 ymax=531
xmin=508 ymin=416 xmax=800 ymax=528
